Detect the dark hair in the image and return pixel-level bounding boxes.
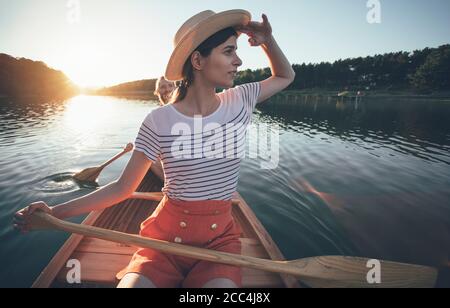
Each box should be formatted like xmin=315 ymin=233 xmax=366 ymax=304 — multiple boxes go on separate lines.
xmin=170 ymin=27 xmax=238 ymax=104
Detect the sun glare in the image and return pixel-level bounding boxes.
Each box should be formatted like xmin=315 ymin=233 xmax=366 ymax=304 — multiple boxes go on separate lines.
xmin=62 ymin=95 xmax=122 ymax=149
xmin=60 ymin=44 xmax=120 ymax=88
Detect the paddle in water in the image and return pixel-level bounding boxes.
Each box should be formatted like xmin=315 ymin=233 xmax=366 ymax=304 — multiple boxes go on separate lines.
xmin=26 ymin=210 xmax=438 ymax=288
xmin=73 ymin=143 xmax=134 ymax=184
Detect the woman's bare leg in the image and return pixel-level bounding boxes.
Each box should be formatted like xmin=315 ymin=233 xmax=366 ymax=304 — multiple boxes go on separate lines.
xmin=201 ymin=278 xmax=238 ymax=288
xmin=117 ymin=273 xmax=157 ymax=288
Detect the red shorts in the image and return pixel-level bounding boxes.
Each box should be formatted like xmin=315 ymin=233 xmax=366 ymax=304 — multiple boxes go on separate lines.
xmin=116 ymin=195 xmax=242 ymax=288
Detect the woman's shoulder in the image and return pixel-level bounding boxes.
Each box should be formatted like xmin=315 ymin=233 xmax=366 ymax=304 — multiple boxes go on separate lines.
xmin=222 ymin=81 xmax=260 ymax=95
xmin=147 ymin=103 xmax=173 ymax=119
xmin=142 ymin=103 xmax=186 ymax=133
xmin=140 ymin=105 xmax=170 ymax=128
xmin=220 ymin=82 xmax=261 ymax=105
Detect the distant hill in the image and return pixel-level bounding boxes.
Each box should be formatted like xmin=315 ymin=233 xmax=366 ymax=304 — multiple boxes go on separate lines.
xmin=92 ymin=79 xmax=158 ymax=99
xmin=3 ymin=43 xmax=448 ymax=100
xmin=0 ymin=53 xmax=79 ymax=98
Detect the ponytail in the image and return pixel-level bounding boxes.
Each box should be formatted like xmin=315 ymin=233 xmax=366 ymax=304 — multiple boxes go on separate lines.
xmin=170 ymin=80 xmax=189 ymax=104
xmin=170 ymin=59 xmax=194 ymax=104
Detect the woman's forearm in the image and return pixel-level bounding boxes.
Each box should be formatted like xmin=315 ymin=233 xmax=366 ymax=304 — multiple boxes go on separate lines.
xmin=51 ymin=181 xmax=130 ymax=220
xmin=262 ymin=35 xmax=295 ymax=80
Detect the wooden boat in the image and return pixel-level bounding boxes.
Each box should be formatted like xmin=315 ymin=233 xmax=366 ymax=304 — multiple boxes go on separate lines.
xmin=32 ymin=170 xmax=300 ymax=288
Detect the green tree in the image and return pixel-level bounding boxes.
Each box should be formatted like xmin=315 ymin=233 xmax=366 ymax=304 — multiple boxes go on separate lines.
xmin=410 ymin=45 xmax=450 ymax=91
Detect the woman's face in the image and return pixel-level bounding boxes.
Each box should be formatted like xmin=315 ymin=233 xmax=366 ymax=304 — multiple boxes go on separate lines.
xmin=157 ymin=79 xmax=175 ymax=104
xmin=201 ymin=35 xmax=243 ymax=88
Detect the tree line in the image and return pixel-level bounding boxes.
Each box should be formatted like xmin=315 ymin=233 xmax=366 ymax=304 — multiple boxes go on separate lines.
xmin=1 ymin=44 xmax=448 ymax=99
xmin=235 ymin=44 xmax=450 ymax=93
xmin=93 ymin=79 xmax=157 ymax=96
xmin=0 ymin=53 xmax=78 ymax=98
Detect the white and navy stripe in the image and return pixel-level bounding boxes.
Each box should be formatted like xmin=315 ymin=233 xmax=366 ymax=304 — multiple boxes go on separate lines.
xmin=134 ymin=82 xmax=261 ymax=201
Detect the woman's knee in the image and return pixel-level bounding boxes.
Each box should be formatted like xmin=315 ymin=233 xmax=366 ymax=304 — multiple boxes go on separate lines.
xmin=202 ymin=278 xmax=238 ymax=288
xmin=117 ymin=273 xmax=157 ymax=288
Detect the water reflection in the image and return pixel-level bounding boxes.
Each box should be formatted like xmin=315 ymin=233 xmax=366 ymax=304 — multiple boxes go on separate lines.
xmin=1 ymin=93 xmax=449 ymax=287
xmin=258 ymin=95 xmax=450 ymax=165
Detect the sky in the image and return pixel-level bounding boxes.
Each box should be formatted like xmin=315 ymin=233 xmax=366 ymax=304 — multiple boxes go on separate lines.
xmin=1 ymin=0 xmax=449 ymax=87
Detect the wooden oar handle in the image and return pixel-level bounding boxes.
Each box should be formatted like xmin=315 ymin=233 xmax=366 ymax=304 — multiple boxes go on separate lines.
xmin=130 ymin=192 xmax=240 ymax=206
xmin=130 ymin=192 xmax=164 ymax=201
xmin=99 ymin=143 xmax=134 ymax=169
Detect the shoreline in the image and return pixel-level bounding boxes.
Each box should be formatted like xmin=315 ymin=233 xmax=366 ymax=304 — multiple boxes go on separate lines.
xmin=2 ymin=90 xmax=450 ymax=102
xmin=282 ymin=89 xmax=450 ymax=100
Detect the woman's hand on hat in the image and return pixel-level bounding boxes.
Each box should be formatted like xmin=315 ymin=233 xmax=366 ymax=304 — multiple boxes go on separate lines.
xmin=236 ymin=13 xmax=273 ymax=47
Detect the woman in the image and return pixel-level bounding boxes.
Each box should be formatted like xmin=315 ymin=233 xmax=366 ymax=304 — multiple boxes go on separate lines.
xmin=14 ymin=9 xmax=295 ymax=288
xmin=154 ymin=76 xmax=175 ymax=106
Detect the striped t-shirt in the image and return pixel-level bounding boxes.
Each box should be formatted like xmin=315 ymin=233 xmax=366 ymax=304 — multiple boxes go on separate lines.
xmin=134 ymin=82 xmax=261 ymax=201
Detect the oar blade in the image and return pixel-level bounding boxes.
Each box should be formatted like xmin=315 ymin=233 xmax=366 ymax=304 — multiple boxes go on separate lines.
xmin=290 ymin=256 xmax=438 ymax=288
xmin=73 ymin=167 xmax=101 ymax=182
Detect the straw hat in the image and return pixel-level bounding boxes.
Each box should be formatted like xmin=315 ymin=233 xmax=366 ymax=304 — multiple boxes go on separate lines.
xmin=164 ymin=9 xmax=251 ymax=81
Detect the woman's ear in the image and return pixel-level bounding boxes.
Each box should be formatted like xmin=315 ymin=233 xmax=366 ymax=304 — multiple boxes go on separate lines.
xmin=191 ymin=51 xmax=203 ymax=71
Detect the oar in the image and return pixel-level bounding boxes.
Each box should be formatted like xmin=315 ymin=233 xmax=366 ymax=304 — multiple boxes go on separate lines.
xmin=130 ymin=192 xmax=241 ymax=206
xmin=73 ymin=143 xmax=134 ymax=183
xmin=27 ymin=211 xmax=438 ymax=288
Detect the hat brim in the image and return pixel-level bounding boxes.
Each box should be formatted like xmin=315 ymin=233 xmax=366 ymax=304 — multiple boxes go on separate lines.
xmin=165 ymin=10 xmax=251 ymax=82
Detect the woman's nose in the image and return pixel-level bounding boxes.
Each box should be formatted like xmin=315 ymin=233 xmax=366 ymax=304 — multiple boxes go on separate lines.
xmin=234 ymin=55 xmax=243 ymax=67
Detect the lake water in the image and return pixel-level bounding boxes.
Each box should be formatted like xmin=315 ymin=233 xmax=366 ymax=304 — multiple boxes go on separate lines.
xmin=1 ymin=94 xmax=449 ymax=287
